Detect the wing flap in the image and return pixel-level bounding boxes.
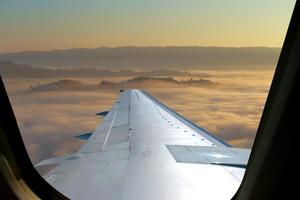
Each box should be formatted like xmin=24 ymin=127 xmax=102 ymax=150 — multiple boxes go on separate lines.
xmin=167 ymin=145 xmax=250 ymax=168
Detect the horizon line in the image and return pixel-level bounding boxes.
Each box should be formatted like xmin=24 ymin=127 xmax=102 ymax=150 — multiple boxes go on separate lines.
xmin=0 ymin=45 xmax=281 ymax=54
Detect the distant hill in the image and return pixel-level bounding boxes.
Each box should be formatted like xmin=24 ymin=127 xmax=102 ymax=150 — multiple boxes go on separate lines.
xmin=0 ymin=61 xmax=207 ymax=78
xmin=0 ymin=46 xmax=279 ymax=70
xmin=99 ymin=77 xmax=218 ymax=89
xmin=27 ymin=77 xmax=218 ymax=92
xmin=28 ymin=79 xmax=96 ymax=92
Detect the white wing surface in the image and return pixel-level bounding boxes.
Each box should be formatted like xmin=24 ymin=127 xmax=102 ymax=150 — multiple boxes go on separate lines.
xmin=37 ymin=89 xmax=250 ymax=200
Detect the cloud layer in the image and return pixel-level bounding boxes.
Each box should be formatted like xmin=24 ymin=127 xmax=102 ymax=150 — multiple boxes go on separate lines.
xmin=3 ymin=70 xmax=273 ymax=167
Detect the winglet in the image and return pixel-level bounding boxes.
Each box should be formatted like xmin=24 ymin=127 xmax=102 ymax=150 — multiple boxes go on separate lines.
xmin=74 ymin=132 xmax=93 ymax=140
xmin=96 ymin=111 xmax=109 ymax=116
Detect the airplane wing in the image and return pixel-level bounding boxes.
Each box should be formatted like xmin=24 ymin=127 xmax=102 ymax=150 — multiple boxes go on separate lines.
xmin=37 ymin=89 xmax=250 ymax=200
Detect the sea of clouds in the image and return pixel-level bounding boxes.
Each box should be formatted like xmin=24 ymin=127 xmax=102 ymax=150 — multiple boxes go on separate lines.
xmin=3 ymin=70 xmax=274 ymax=166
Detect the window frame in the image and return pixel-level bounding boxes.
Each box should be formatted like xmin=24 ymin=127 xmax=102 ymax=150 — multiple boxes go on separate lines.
xmin=1 ymin=2 xmax=299 ymax=199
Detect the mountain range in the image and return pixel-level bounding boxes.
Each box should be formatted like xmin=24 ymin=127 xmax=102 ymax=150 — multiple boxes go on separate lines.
xmin=0 ymin=46 xmax=279 ymax=70
xmin=0 ymin=61 xmax=209 ymax=78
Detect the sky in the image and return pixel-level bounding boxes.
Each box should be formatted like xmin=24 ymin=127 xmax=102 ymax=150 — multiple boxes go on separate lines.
xmin=0 ymin=0 xmax=295 ymax=53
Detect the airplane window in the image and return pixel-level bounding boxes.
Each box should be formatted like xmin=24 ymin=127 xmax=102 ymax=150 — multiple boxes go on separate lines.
xmin=0 ymin=0 xmax=295 ymax=199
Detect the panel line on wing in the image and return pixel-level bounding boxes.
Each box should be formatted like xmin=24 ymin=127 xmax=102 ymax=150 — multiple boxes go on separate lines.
xmin=101 ymin=109 xmax=119 ymax=150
